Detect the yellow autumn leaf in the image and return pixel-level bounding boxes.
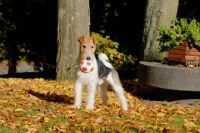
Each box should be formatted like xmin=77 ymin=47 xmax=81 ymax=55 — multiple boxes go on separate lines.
xmin=15 ymin=108 xmax=25 ymax=112
xmin=156 ymin=112 xmax=165 ymax=117
xmin=37 ymin=113 xmax=45 ymax=116
xmin=44 ymin=117 xmax=50 ymax=123
xmin=149 ymin=116 xmax=156 ymax=123
xmin=30 ymin=85 xmax=38 ymax=89
xmin=152 ymin=125 xmax=158 ymax=130
xmin=0 ymin=77 xmax=200 ymax=132
xmin=10 ymin=102 xmax=17 ymax=107
xmin=168 ymin=116 xmax=175 ymax=122
xmin=52 ymin=115 xmax=57 ymax=119
xmin=184 ymin=121 xmax=196 ymax=127
xmin=177 ymin=110 xmax=186 ymax=115
xmin=196 ymin=128 xmax=200 ymax=133
xmin=82 ymin=109 xmax=91 ymax=114
xmin=95 ymin=117 xmax=103 ymax=124
xmin=159 ymin=127 xmax=164 ymax=131
xmin=24 ymin=124 xmax=29 ymax=129
xmin=138 ymin=106 xmax=146 ymax=112
xmin=38 ymin=78 xmax=44 ymax=82
xmin=27 ymin=128 xmax=37 ymax=132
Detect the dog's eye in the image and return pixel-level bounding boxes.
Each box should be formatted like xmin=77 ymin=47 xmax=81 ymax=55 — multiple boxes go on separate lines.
xmin=82 ymin=45 xmax=86 ymax=49
xmin=91 ymin=46 xmax=94 ymax=48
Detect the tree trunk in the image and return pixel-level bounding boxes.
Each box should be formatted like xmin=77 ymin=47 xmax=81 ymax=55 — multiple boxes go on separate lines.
xmin=56 ymin=0 xmax=90 ymax=80
xmin=140 ymin=0 xmax=179 ymax=61
xmin=7 ymin=34 xmax=18 ymax=74
xmin=8 ymin=44 xmax=18 ymax=74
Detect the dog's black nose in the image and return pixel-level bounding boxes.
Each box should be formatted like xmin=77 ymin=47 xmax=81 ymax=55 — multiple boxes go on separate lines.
xmin=86 ymin=57 xmax=91 ymax=60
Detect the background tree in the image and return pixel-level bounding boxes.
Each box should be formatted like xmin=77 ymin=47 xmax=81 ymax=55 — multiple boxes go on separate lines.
xmin=140 ymin=0 xmax=179 ymax=61
xmin=56 ymin=0 xmax=90 ymax=80
xmin=90 ymin=0 xmax=145 ymax=59
xmin=0 ymin=0 xmax=57 ymax=75
xmin=0 ymin=0 xmax=200 ymax=79
xmin=177 ymin=0 xmax=200 ymax=21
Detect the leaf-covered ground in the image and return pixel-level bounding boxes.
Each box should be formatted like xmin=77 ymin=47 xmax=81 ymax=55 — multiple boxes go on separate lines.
xmin=0 ymin=78 xmax=200 ymax=133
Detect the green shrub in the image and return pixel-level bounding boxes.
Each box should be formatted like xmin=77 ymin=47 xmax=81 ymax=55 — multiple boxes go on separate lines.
xmin=91 ymin=32 xmax=137 ymax=70
xmin=157 ymin=18 xmax=200 ymax=52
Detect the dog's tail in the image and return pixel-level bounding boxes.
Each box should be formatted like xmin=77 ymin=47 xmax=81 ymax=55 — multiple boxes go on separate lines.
xmin=98 ymin=53 xmax=113 ymax=69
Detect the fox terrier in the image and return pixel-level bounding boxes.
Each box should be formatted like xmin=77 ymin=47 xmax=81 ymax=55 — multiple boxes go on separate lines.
xmin=74 ymin=36 xmax=128 ymax=110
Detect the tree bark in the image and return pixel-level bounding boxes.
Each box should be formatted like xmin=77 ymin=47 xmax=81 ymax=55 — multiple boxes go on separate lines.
xmin=8 ymin=43 xmax=18 ymax=74
xmin=56 ymin=0 xmax=90 ymax=80
xmin=7 ymin=33 xmax=18 ymax=74
xmin=140 ymin=0 xmax=179 ymax=61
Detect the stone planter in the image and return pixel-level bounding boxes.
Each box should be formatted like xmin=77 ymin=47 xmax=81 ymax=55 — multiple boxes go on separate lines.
xmin=168 ymin=41 xmax=200 ymax=66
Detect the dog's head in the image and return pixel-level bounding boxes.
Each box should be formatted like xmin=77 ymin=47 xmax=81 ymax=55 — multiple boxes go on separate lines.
xmin=78 ymin=36 xmax=98 ymax=61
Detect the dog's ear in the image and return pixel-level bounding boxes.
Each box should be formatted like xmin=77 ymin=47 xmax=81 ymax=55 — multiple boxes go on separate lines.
xmin=78 ymin=36 xmax=86 ymax=43
xmin=92 ymin=36 xmax=98 ymax=45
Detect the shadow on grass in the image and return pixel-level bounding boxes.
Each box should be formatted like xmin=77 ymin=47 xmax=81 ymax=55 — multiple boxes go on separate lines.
xmin=152 ymin=88 xmax=200 ymax=102
xmin=28 ymin=90 xmax=74 ymax=104
xmin=117 ymin=69 xmax=138 ymax=80
xmin=136 ymin=87 xmax=200 ymax=104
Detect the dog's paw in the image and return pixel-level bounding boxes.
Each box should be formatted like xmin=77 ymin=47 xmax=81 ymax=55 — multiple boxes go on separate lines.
xmin=74 ymin=104 xmax=81 ymax=109
xmin=123 ymin=107 xmax=128 ymax=110
xmin=122 ymin=105 xmax=128 ymax=110
xmin=85 ymin=105 xmax=94 ymax=110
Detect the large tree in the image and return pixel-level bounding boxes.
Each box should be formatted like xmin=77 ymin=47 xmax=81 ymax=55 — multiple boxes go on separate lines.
xmin=140 ymin=0 xmax=179 ymax=61
xmin=56 ymin=0 xmax=90 ymax=80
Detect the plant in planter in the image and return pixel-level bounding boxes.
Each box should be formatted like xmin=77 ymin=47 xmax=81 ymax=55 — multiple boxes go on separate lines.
xmin=157 ymin=18 xmax=200 ymax=66
xmin=91 ymin=32 xmax=137 ymax=70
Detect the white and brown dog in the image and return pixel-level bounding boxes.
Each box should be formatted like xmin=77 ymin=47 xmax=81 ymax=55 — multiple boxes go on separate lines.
xmin=74 ymin=36 xmax=128 ymax=110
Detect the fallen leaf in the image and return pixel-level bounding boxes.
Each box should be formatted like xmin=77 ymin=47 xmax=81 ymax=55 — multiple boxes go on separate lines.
xmin=15 ymin=108 xmax=25 ymax=112
xmin=168 ymin=116 xmax=175 ymax=122
xmin=138 ymin=106 xmax=146 ymax=112
xmin=156 ymin=112 xmax=165 ymax=117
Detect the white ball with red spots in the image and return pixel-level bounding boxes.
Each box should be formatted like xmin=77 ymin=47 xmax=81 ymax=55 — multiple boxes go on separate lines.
xmin=80 ymin=60 xmax=94 ymax=73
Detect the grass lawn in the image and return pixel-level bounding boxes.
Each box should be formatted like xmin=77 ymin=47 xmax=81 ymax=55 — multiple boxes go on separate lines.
xmin=0 ymin=78 xmax=199 ymax=133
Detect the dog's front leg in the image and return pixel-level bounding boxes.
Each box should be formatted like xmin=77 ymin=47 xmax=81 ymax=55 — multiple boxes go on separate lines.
xmin=86 ymin=83 xmax=96 ymax=109
xmin=74 ymin=81 xmax=83 ymax=109
xmin=97 ymin=82 xmax=108 ymax=105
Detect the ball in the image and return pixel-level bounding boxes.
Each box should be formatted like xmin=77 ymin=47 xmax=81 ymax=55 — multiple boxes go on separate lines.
xmin=79 ymin=60 xmax=94 ymax=73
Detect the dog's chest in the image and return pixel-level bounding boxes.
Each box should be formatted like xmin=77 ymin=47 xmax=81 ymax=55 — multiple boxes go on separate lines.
xmin=76 ymin=59 xmax=111 ymax=85
xmin=76 ymin=63 xmax=98 ymax=84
